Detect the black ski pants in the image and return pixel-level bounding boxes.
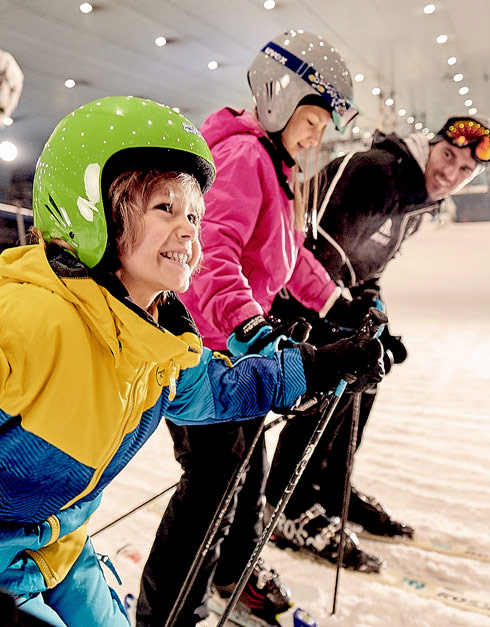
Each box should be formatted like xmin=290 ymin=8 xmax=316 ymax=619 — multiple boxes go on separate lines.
xmin=136 ymin=416 xmax=267 ymax=627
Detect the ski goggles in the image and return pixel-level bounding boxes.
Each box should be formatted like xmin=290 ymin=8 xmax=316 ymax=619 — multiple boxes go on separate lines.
xmin=442 ymin=118 xmax=490 ymax=163
xmin=262 ymin=41 xmax=360 ymax=134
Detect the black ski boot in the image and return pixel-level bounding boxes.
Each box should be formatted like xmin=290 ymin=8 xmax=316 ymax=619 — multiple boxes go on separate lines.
xmin=348 ymin=486 xmax=415 ymax=538
xmin=267 ymin=503 xmax=385 ymax=573
xmin=213 ymin=557 xmax=292 ymax=626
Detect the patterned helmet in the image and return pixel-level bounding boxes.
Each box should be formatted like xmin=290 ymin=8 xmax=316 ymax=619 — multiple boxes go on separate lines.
xmin=248 ymin=29 xmax=359 ymax=134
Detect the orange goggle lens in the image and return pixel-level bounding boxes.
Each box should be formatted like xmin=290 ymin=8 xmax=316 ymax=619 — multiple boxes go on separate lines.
xmin=444 ymin=119 xmax=490 ymax=162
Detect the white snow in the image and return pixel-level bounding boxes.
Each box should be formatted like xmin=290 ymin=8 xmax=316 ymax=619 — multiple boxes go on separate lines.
xmin=89 ymin=218 xmax=490 ymax=626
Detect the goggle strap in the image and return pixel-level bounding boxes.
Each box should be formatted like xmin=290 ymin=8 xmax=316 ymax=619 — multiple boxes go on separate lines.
xmin=261 ymin=41 xmax=353 ymax=118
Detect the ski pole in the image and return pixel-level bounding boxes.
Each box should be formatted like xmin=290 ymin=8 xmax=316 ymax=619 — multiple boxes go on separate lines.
xmin=217 ymin=307 xmax=387 ymax=626
xmin=165 ymin=398 xmax=319 ymax=625
xmin=332 ymin=308 xmax=388 ymax=615
xmin=331 ymin=391 xmax=361 ymax=615
xmin=91 ymin=482 xmax=178 ymax=538
xmin=165 ymin=414 xmax=268 ymax=627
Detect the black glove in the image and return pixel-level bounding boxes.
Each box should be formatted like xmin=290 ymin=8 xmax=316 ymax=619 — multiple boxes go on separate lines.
xmin=299 ymin=336 xmax=385 ymax=395
xmin=325 ymin=290 xmax=380 ymax=330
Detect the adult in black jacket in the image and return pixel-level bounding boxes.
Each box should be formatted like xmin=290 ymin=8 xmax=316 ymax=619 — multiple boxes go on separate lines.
xmin=265 ymin=115 xmax=489 ymax=564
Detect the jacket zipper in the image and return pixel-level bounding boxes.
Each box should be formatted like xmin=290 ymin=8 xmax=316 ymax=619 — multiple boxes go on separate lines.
xmin=63 ymin=362 xmax=149 ymax=509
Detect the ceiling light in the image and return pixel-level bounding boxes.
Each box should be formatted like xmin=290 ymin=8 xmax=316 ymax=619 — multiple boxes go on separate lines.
xmin=427 ymin=132 xmax=435 ymax=139
xmin=384 ymin=98 xmax=394 ymax=107
xmin=422 ymin=128 xmax=429 ymax=134
xmin=468 ymin=107 xmax=478 ymax=115
xmin=352 ymin=126 xmax=360 ymax=134
xmin=363 ymin=131 xmax=371 ymax=139
xmin=64 ymin=79 xmax=76 ymax=88
xmin=208 ymin=61 xmax=218 ymax=70
xmin=453 ymin=73 xmax=463 ymax=82
xmin=407 ymin=116 xmax=415 ymax=123
xmin=354 ymin=73 xmax=364 ymax=82
xmin=0 ymin=140 xmax=18 ymax=162
xmin=155 ymin=36 xmax=167 ymax=47
xmin=338 ymin=151 xmax=345 ymax=157
xmin=2 ymin=117 xmax=13 ymax=126
xmin=371 ymin=87 xmax=381 ymax=96
xmin=458 ymin=86 xmax=469 ymax=95
xmin=414 ymin=122 xmax=423 ymax=130
xmin=464 ymin=99 xmax=473 ymax=107
xmin=398 ymin=108 xmax=406 ymax=116
xmin=436 ymin=34 xmax=448 ymax=44
xmin=79 ymin=3 xmax=93 ymax=13
xmin=423 ymin=4 xmax=436 ymax=14
xmin=263 ymin=0 xmax=276 ymax=8
xmin=447 ymin=56 xmax=457 ymax=66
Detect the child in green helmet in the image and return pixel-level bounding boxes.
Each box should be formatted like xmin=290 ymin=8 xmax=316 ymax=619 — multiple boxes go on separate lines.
xmin=0 ymin=96 xmax=383 ymax=626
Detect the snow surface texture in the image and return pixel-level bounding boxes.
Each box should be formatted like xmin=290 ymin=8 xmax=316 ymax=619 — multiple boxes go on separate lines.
xmin=89 ymin=218 xmax=490 ymax=626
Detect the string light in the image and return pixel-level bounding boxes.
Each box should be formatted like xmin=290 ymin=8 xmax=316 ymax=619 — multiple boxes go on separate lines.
xmin=468 ymin=107 xmax=478 ymax=115
xmin=436 ymin=34 xmax=448 ymax=44
xmin=398 ymin=108 xmax=406 ymax=116
xmin=423 ymin=4 xmax=436 ymax=14
xmin=64 ymin=79 xmax=76 ymax=88
xmin=155 ymin=37 xmax=167 ymax=47
xmin=458 ymin=86 xmax=469 ymax=95
xmin=384 ymin=98 xmax=394 ymax=107
xmin=407 ymin=116 xmax=415 ymax=123
xmin=354 ymin=73 xmax=364 ymax=82
xmin=2 ymin=117 xmax=13 ymax=126
xmin=263 ymin=0 xmax=276 ymax=8
xmin=447 ymin=56 xmax=457 ymax=66
xmin=453 ymin=73 xmax=464 ymax=82
xmin=208 ymin=61 xmax=218 ymax=70
xmin=79 ymin=3 xmax=93 ymax=13
xmin=0 ymin=140 xmax=18 ymax=162
xmin=371 ymin=87 xmax=381 ymax=96
xmin=464 ymin=99 xmax=473 ymax=107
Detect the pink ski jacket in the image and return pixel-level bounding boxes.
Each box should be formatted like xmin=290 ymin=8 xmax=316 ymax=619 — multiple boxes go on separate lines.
xmin=181 ymin=108 xmax=340 ymax=349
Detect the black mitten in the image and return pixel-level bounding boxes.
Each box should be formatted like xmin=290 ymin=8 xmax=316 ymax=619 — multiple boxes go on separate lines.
xmin=299 ymin=336 xmax=385 ymax=395
xmin=379 ymin=326 xmax=408 ymax=365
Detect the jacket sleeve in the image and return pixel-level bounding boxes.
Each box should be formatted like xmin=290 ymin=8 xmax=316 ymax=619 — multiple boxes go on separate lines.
xmin=164 ymin=347 xmax=306 ymax=426
xmin=187 ymin=138 xmax=271 ymax=336
xmin=286 ymin=230 xmax=341 ymax=317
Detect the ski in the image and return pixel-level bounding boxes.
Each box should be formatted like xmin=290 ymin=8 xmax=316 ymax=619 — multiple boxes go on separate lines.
xmin=268 ymin=542 xmax=490 ymax=618
xmin=355 ymin=527 xmax=490 ymax=563
xmin=208 ymin=595 xmax=318 ymax=627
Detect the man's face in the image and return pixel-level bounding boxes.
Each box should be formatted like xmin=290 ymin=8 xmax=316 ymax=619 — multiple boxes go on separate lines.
xmin=425 ymin=140 xmax=477 ymax=200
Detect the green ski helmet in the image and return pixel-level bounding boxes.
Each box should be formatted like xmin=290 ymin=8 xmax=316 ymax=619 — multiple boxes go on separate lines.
xmin=33 ymin=96 xmax=216 ymax=268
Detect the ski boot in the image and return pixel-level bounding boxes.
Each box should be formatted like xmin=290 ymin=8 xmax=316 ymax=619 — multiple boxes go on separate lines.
xmin=348 ymin=486 xmax=415 ymax=538
xmin=213 ymin=557 xmax=292 ymax=626
xmin=267 ymin=502 xmax=385 ymax=573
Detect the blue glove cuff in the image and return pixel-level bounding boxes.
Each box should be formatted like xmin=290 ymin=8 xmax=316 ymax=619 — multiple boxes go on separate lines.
xmin=227 ymin=325 xmax=274 ymax=357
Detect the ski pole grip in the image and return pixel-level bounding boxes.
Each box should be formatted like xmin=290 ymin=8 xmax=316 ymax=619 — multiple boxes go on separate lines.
xmin=342 ymin=308 xmax=389 ymax=385
xmin=355 ymin=307 xmax=389 ymax=342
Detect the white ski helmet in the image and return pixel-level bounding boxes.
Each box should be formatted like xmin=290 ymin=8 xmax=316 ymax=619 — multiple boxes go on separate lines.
xmin=248 ymin=29 xmax=359 ymax=134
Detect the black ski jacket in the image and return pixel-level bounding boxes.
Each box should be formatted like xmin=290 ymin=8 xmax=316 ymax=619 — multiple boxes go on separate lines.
xmin=306 ymin=131 xmax=440 ymax=289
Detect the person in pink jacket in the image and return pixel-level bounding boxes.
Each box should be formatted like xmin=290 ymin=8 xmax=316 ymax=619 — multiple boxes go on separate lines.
xmin=137 ymin=30 xmax=366 ymax=627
